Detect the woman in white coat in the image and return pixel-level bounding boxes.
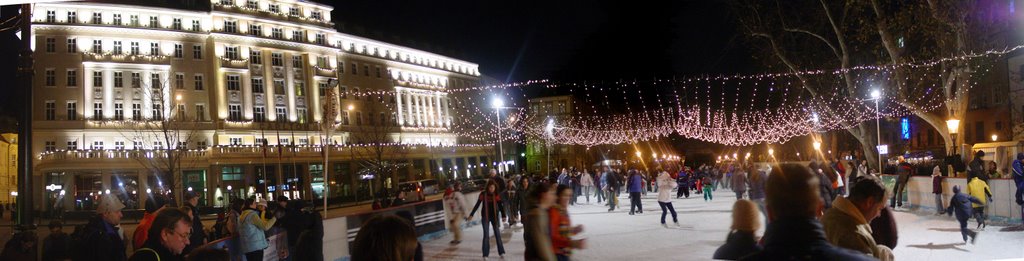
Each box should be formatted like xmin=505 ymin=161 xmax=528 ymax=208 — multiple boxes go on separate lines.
xmin=657 ymin=169 xmax=680 ymax=228
xmin=580 ymin=170 xmax=595 ymax=204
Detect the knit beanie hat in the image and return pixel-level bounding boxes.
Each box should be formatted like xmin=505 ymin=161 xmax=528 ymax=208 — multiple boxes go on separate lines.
xmin=730 ymin=199 xmax=762 ymax=232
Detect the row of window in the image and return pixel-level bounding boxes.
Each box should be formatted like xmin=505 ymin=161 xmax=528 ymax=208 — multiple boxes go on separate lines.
xmin=42 ymin=7 xmax=478 ymax=76
xmin=45 ymin=69 xmax=204 ymax=91
xmin=222 ymin=20 xmax=328 ymax=45
xmin=45 ymin=10 xmax=203 ymax=31
xmin=44 ymin=100 xmax=206 ymax=122
xmin=42 ymin=36 xmax=205 ymax=61
xmin=43 ymin=140 xmax=208 ymax=151
xmin=221 ymin=0 xmax=326 ymax=22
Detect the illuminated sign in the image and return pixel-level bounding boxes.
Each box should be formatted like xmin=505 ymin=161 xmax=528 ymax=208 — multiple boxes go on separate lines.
xmin=877 ymin=145 xmax=889 ymax=155
xmin=901 ymin=117 xmax=910 ymax=140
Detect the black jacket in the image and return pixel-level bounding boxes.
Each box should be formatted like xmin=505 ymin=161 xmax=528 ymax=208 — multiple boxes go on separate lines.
xmin=128 ymin=239 xmax=184 ymax=261
xmin=182 ymin=202 xmax=206 ymax=255
xmin=75 ymin=216 xmax=128 ymax=261
xmin=739 ymin=218 xmax=876 ymax=261
xmin=713 ymin=231 xmax=761 ymax=260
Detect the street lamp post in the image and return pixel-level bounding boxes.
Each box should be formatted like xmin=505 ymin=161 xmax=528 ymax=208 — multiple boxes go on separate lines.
xmin=871 ymin=89 xmax=883 ymax=173
xmin=545 ymin=119 xmax=554 ymax=173
xmin=492 ymin=97 xmax=505 ymax=176
xmin=946 ymin=119 xmax=960 ymax=159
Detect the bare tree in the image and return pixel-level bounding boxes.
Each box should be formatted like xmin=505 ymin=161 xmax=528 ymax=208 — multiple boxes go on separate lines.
xmin=731 ymin=0 xmax=1006 ymax=170
xmin=114 ymin=78 xmax=203 ymax=206
xmin=349 ymin=93 xmax=409 ymax=200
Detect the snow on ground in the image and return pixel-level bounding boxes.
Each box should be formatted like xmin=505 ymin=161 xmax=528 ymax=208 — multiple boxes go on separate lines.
xmin=422 ymin=188 xmax=1024 ymax=261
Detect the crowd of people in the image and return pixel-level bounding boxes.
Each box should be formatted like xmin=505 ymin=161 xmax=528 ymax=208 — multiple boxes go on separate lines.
xmin=0 ymin=190 xmax=325 ymax=261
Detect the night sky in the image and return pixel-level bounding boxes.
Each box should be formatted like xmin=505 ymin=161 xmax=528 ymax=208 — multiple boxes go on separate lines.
xmin=328 ymin=0 xmax=751 ymax=82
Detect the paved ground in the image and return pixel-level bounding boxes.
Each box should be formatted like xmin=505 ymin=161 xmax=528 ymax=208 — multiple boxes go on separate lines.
xmin=423 ymin=188 xmax=1024 ymax=261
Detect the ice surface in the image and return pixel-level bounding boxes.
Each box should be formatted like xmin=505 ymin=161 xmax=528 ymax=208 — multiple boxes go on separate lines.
xmin=423 ymin=188 xmax=1024 ymax=260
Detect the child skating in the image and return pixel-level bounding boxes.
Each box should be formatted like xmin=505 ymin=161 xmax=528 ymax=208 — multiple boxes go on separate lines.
xmin=947 ymin=185 xmax=984 ymax=244
xmin=703 ymin=176 xmax=714 ymax=201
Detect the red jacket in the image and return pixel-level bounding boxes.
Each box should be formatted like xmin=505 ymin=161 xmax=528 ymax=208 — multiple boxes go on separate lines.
xmin=133 ymin=212 xmax=156 ymax=250
xmin=549 ymin=206 xmax=572 ymax=255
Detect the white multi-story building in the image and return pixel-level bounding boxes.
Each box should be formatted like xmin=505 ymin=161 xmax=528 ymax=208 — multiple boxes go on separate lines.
xmin=29 ymin=0 xmax=490 ymax=213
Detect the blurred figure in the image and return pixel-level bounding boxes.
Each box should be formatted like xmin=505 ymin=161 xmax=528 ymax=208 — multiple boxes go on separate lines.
xmin=713 ymin=200 xmax=762 ymax=260
xmin=42 ymin=220 xmax=72 ymax=261
xmin=1 ymin=231 xmax=37 ymax=261
xmin=524 ymin=182 xmax=556 ymax=261
xmin=351 ymin=215 xmax=418 ymax=261
xmin=445 ymin=183 xmax=468 ymax=244
xmin=551 ymin=185 xmax=586 ymax=261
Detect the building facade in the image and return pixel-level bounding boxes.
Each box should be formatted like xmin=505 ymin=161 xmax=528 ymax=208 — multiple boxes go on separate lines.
xmin=524 ymin=95 xmax=586 ymax=174
xmin=29 ymin=0 xmax=489 ymax=214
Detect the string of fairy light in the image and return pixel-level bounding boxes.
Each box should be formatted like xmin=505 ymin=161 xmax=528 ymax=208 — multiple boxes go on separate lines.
xmin=339 ymin=45 xmax=1018 ymax=146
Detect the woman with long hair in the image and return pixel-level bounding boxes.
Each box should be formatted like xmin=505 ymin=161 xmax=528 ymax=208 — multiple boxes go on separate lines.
xmin=551 ymin=185 xmax=586 ymax=261
xmin=467 ymin=180 xmax=506 ymax=258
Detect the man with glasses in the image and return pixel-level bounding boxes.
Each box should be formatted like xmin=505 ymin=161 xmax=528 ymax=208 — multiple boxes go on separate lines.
xmin=129 ymin=207 xmax=193 ymax=261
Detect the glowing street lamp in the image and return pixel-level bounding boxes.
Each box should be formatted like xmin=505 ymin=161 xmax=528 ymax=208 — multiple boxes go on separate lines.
xmin=813 ymin=141 xmax=821 ymax=151
xmin=992 ymin=134 xmax=998 ymax=142
xmin=946 ymin=119 xmax=960 ymax=156
xmin=768 ymin=148 xmax=774 ymax=157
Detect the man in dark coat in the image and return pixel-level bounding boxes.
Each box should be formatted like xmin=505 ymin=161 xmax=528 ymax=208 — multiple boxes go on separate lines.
xmin=76 ymin=195 xmax=128 ymax=261
xmin=1013 ymin=153 xmax=1024 ymax=226
xmin=181 ymin=191 xmax=206 ymax=255
xmin=739 ymin=163 xmax=874 ymax=261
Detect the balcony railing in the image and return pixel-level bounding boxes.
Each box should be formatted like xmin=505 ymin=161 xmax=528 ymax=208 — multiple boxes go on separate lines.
xmin=211 ymin=4 xmax=334 ymax=29
xmin=38 ymin=149 xmax=208 ymax=161
xmin=314 ymin=66 xmax=337 ymax=77
xmin=220 ymin=57 xmax=249 ymax=69
xmin=82 ymin=52 xmax=170 ymax=65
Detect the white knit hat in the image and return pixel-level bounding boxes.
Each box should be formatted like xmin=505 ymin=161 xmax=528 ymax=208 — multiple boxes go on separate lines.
xmin=96 ymin=195 xmax=125 ymax=214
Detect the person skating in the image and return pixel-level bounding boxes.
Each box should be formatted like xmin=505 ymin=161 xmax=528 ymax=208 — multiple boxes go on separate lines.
xmin=1015 ymin=153 xmax=1024 ymax=227
xmin=444 ymin=183 xmax=468 ymax=244
xmin=580 ymin=170 xmax=594 ymax=204
xmin=891 ymin=157 xmax=912 ymax=208
xmin=594 ymin=170 xmax=605 ymax=204
xmin=747 ymin=165 xmax=767 ymax=216
xmin=523 ymin=182 xmax=556 ymax=261
xmin=967 ymin=176 xmax=993 ymax=230
xmin=627 ymin=169 xmax=644 ymax=215
xmin=676 ymin=168 xmax=688 ymax=198
xmin=656 ymin=170 xmax=680 ymax=227
xmin=932 ymin=165 xmax=946 ymax=215
xmin=551 ymin=185 xmax=587 ymax=261
xmin=467 ymin=180 xmax=506 ymax=258
xmin=732 ymin=167 xmax=748 ymax=200
xmin=703 ymin=175 xmax=714 ymax=201
xmin=946 ymin=185 xmax=984 ymax=244
xmin=506 ymin=179 xmax=521 ymax=226
xmin=606 ymin=167 xmax=621 ymax=212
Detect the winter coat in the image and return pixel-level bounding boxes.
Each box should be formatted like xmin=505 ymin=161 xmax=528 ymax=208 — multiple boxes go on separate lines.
xmin=747 ymin=171 xmax=766 ymax=200
xmin=129 ymin=237 xmax=185 ymax=261
xmin=523 ymin=207 xmax=555 ymax=261
xmin=469 ymin=192 xmax=506 ymax=221
xmin=238 ymin=209 xmax=277 ymax=254
xmin=869 ymin=207 xmax=898 ymax=250
xmin=557 ymin=173 xmax=570 ymax=186
xmin=42 ymin=231 xmax=72 ymax=261
xmin=594 ymin=173 xmax=603 ymax=190
xmin=930 ymin=174 xmax=944 ymax=195
xmin=580 ymin=173 xmax=594 ymax=187
xmin=605 ymin=172 xmax=621 ymax=190
xmin=738 ymin=218 xmax=876 ymax=261
xmin=947 ymin=187 xmax=983 ymax=221
xmin=967 ymin=177 xmax=993 ymax=208
xmin=183 ymin=202 xmax=206 ymax=254
xmin=76 ymin=215 xmax=128 ymax=261
xmin=969 ymin=159 xmax=988 ymax=182
xmin=1014 ymin=159 xmax=1024 ymax=188
xmin=627 ymin=173 xmax=644 ymax=193
xmin=446 ymin=191 xmax=468 ymax=216
xmin=656 ymin=172 xmax=677 ymax=202
xmin=549 ymin=205 xmax=574 ymax=256
xmin=822 ymin=197 xmax=894 ymax=261
xmin=731 ymin=171 xmax=748 ymax=192
xmin=713 ymin=231 xmax=761 ymax=260
xmin=133 ymin=212 xmax=156 ymax=250
xmin=817 ymin=170 xmax=834 ymax=209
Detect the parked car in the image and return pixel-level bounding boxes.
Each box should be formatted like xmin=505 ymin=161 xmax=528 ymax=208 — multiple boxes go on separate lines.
xmin=397 ymin=181 xmax=425 ymax=202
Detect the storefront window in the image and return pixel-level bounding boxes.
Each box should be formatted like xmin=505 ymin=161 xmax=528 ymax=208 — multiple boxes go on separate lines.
xmin=73 ymin=173 xmax=102 ymax=210
xmin=44 ymin=172 xmax=68 ymax=217
xmin=282 ymin=164 xmax=304 ymax=200
xmin=147 ymin=173 xmax=170 ymax=196
xmin=255 ymin=165 xmax=276 ymax=200
xmin=182 ymin=170 xmax=207 ymax=207
xmin=111 ymin=173 xmax=140 ymax=209
xmin=310 ymin=163 xmax=323 ymax=199
xmin=221 ymin=166 xmax=245 ymax=202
